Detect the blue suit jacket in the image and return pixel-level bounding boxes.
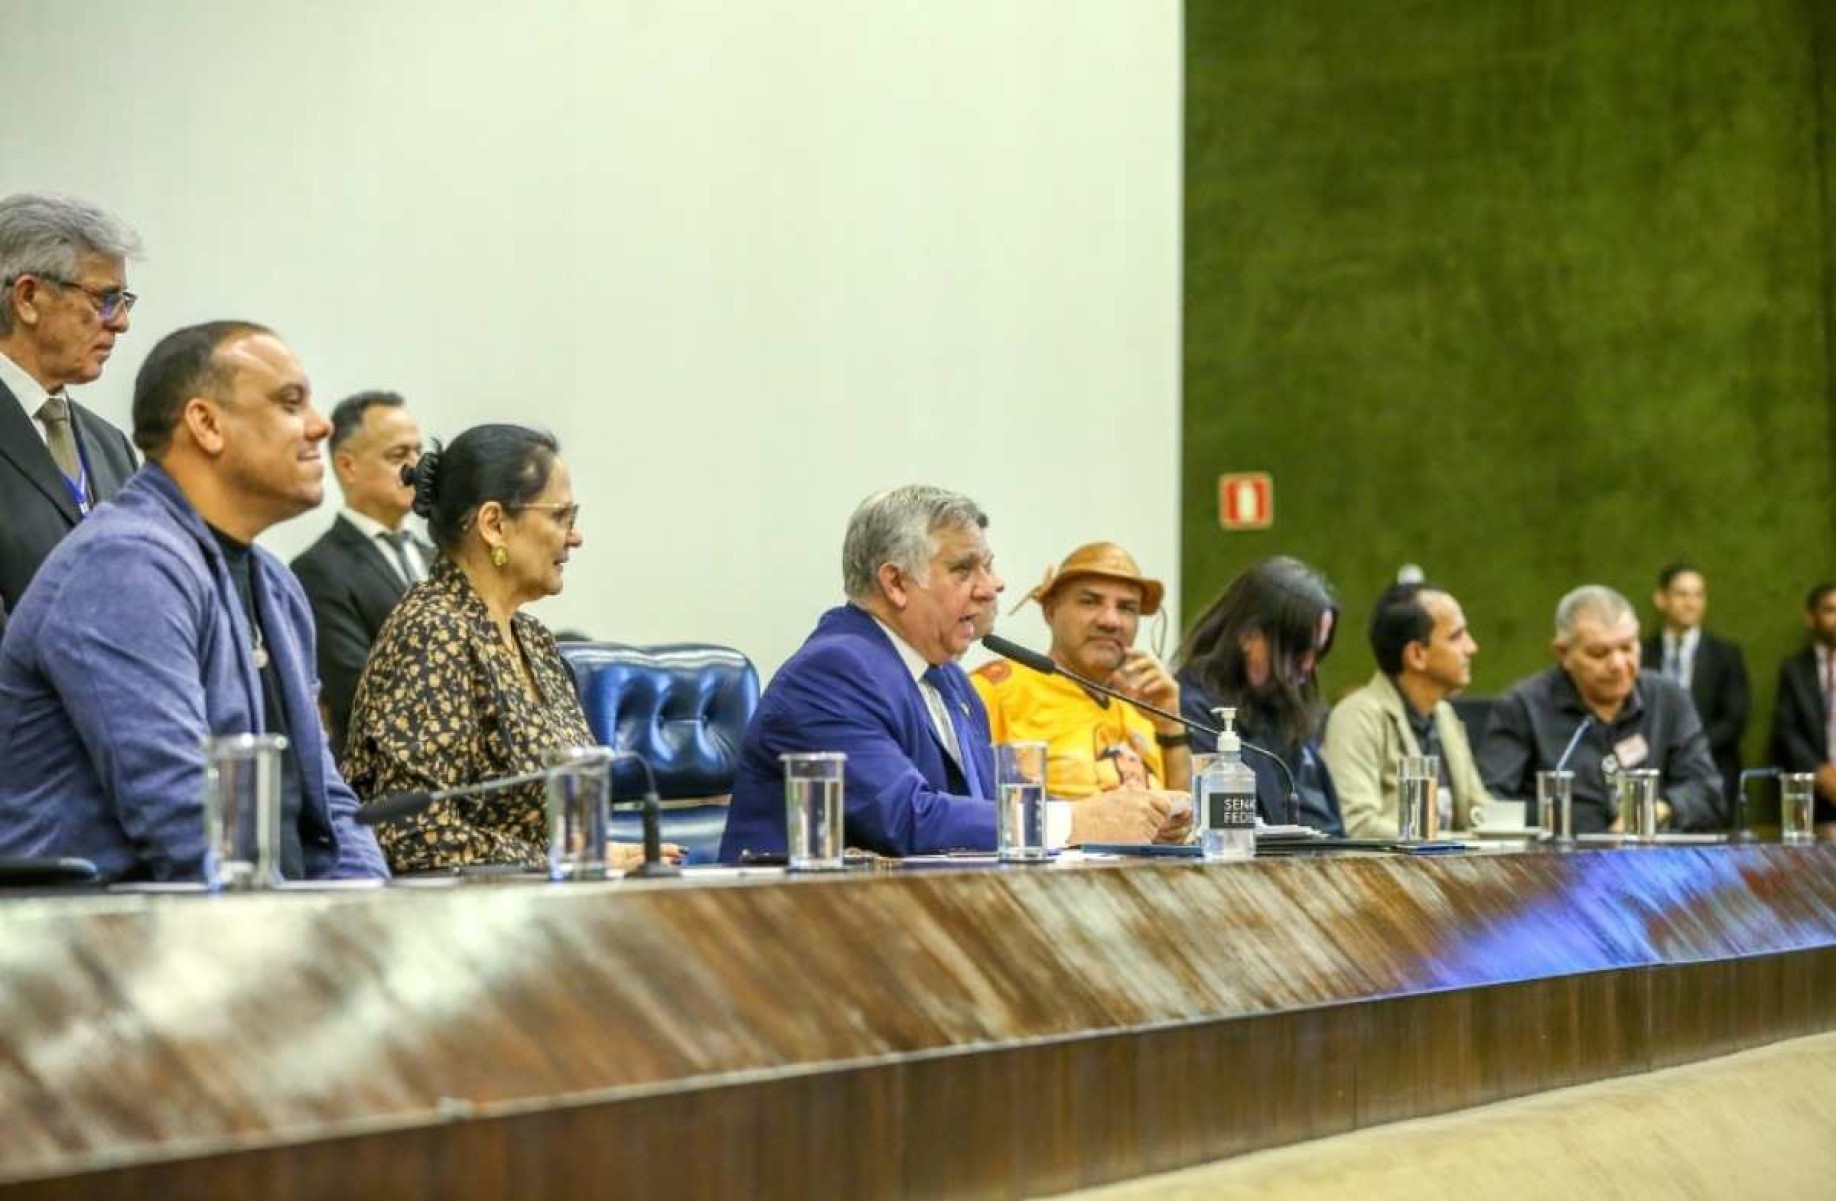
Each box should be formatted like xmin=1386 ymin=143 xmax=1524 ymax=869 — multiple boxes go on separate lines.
xmin=720 ymin=604 xmax=996 ymax=860
xmin=0 ymin=463 xmax=388 ymax=882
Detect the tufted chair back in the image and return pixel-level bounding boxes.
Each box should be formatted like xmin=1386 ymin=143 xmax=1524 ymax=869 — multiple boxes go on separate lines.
xmin=559 ymin=642 xmax=758 ymax=864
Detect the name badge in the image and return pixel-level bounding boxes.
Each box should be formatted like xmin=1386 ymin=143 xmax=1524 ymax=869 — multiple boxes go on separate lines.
xmin=1613 ymin=733 xmax=1649 ymax=768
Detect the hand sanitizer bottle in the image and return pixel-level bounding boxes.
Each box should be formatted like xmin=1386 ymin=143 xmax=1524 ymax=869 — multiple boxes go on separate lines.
xmin=1196 ymin=707 xmax=1257 ymax=861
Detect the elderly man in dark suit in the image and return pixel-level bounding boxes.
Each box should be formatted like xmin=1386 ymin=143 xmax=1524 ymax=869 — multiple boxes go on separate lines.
xmin=1771 ymin=582 xmax=1836 ymax=831
xmin=290 ymin=391 xmax=428 ymax=760
xmin=0 ymin=194 xmax=143 ymax=634
xmin=1642 ymin=563 xmax=1749 ymax=807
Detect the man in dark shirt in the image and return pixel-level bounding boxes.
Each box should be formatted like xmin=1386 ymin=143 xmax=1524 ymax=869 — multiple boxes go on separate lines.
xmin=1479 ymin=585 xmax=1723 ymax=834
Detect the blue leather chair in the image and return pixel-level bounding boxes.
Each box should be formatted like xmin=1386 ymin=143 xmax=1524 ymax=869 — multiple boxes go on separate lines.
xmin=559 ymin=642 xmax=757 ymax=865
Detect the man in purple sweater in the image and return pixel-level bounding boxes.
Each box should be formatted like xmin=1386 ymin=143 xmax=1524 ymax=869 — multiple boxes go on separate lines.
xmin=0 ymin=320 xmax=387 ymax=882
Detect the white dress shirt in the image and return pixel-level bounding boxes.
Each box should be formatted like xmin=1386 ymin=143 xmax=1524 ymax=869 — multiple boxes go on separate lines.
xmin=869 ymin=615 xmax=1073 ymax=848
xmin=1662 ymin=626 xmax=1701 ymax=690
xmin=341 ymin=508 xmax=427 ymax=585
xmin=0 ymin=350 xmax=57 ymax=452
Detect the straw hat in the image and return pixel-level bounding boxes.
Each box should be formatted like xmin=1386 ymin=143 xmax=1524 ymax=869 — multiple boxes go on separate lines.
xmin=1021 ymin=541 xmax=1164 ymax=616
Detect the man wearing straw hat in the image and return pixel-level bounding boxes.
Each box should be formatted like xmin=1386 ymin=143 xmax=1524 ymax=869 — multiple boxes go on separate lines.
xmin=972 ymin=541 xmax=1191 ymax=798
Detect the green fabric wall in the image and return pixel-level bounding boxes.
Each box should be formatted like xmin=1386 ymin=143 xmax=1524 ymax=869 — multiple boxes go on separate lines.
xmin=1183 ymin=1 xmax=1836 ymax=768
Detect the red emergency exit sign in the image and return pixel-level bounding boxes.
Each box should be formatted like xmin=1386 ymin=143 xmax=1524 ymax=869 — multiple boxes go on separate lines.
xmin=1218 ymin=472 xmax=1273 ymax=530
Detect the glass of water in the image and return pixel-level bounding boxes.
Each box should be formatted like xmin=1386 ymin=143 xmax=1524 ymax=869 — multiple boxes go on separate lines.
xmin=782 ymin=752 xmax=846 ymax=871
xmin=1616 ymin=769 xmax=1660 ymax=843
xmin=543 ymin=745 xmax=612 ymax=880
xmin=995 ymin=741 xmax=1049 ymax=862
xmin=1396 ymin=754 xmax=1440 ymax=841
xmin=1780 ymin=772 xmax=1816 ymax=845
xmin=202 ymin=733 xmax=288 ymax=891
xmin=1537 ymin=769 xmax=1576 ymax=847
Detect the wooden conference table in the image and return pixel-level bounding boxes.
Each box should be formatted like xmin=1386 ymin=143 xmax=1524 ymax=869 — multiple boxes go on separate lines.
xmin=3 ymin=841 xmax=1835 ymax=1199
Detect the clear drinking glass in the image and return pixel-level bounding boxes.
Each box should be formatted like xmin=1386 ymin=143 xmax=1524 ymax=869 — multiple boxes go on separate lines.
xmin=995 ymin=742 xmax=1050 ymax=862
xmin=1396 ymin=754 xmax=1441 ymax=841
xmin=1537 ymin=769 xmax=1576 ymax=847
xmin=782 ymin=752 xmax=846 ymax=871
xmin=1780 ymin=772 xmax=1816 ymax=845
xmin=1615 ymin=769 xmax=1660 ymax=843
xmin=543 ymin=745 xmax=612 ymax=880
xmin=202 ymin=733 xmax=288 ymax=891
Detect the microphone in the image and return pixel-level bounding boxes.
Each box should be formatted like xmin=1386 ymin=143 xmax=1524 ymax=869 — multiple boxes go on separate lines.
xmin=358 ymin=769 xmax=549 ymax=825
xmin=1553 ymin=716 xmax=1594 ymax=773
xmin=358 ymin=753 xmax=681 ymax=879
xmin=979 ymin=634 xmax=1304 ymax=826
xmin=612 ymin=751 xmax=681 ymax=880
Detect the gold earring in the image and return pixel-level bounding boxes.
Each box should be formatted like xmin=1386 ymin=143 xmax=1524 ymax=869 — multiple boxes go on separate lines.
xmin=491 ymin=545 xmax=508 ymax=568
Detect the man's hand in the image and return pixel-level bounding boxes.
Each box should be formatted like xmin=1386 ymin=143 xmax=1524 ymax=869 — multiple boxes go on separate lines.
xmin=1816 ymin=763 xmax=1836 ymax=803
xmin=1068 ymin=786 xmax=1173 ymax=845
xmin=1109 ymin=648 xmax=1181 ymax=729
xmin=1153 ymin=791 xmax=1194 ymax=844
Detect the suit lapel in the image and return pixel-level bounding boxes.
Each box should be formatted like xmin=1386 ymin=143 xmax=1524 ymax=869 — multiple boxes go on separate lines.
xmin=69 ymin=402 xmax=134 ymax=498
xmin=0 ymin=379 xmax=82 ymax=524
xmin=332 ymin=515 xmax=409 ymax=601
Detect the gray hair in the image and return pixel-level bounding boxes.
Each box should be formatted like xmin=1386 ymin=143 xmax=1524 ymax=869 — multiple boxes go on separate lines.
xmin=1554 ymin=585 xmax=1635 ymax=643
xmin=842 ymin=484 xmax=988 ymax=602
xmin=0 ymin=194 xmax=144 ymax=334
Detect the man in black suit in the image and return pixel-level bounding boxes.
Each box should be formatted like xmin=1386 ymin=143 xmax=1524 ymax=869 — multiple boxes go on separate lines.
xmin=1643 ymin=563 xmax=1749 ymax=808
xmin=1771 ymin=582 xmax=1836 ymax=828
xmin=0 ymin=194 xmax=144 ymax=634
xmin=290 ymin=391 xmax=428 ymax=760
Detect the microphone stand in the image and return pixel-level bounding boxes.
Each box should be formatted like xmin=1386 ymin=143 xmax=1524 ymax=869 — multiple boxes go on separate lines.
xmin=609 ymin=751 xmax=681 ymax=879
xmin=980 ymin=634 xmax=1304 ymax=827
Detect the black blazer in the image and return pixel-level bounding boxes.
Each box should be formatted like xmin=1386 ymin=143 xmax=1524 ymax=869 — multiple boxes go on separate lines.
xmin=0 ymin=377 xmax=139 ymax=635
xmin=1771 ymin=647 xmax=1832 ymax=820
xmin=290 ymin=515 xmax=433 ymax=761
xmin=1642 ymin=629 xmax=1749 ymax=803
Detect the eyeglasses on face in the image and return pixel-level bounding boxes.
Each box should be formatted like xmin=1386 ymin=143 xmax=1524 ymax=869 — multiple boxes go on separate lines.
xmin=518 ymin=501 xmax=580 ymax=532
xmin=3 ymin=273 xmax=138 ymax=322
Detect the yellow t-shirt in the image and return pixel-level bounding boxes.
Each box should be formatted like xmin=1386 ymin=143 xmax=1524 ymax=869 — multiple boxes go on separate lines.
xmin=970 ymin=659 xmax=1164 ymax=798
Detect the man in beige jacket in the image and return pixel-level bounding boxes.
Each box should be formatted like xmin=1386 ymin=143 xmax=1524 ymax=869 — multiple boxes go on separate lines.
xmin=1323 ymin=582 xmax=1491 ymax=837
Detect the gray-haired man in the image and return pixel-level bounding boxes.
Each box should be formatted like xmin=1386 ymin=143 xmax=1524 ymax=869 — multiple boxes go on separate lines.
xmin=0 ymin=193 xmax=144 ymax=631
xmin=1478 ymin=585 xmax=1723 ymax=834
xmin=720 ymin=484 xmax=1181 ymax=861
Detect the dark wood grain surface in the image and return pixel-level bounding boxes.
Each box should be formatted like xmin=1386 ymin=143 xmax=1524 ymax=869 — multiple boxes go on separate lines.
xmin=4 ymin=845 xmax=1834 ymax=1198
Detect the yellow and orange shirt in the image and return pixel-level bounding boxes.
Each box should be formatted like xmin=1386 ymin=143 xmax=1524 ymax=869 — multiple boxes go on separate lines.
xmin=970 ymin=659 xmax=1164 ymax=798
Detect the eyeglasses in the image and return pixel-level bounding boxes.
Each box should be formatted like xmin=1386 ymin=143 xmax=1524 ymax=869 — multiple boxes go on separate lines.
xmin=519 ymin=502 xmax=580 ymax=532
xmin=4 ymin=273 xmax=138 ymax=323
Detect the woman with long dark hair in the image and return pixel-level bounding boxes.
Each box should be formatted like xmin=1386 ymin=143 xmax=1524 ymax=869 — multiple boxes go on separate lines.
xmin=1174 ymin=556 xmax=1345 ymax=833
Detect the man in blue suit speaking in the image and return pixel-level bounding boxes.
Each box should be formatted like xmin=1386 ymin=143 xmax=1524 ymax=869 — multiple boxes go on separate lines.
xmin=721 ymin=484 xmax=1177 ymax=860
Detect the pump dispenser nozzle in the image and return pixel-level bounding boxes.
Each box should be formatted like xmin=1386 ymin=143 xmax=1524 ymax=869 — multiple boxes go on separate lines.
xmin=1210 ymin=707 xmax=1242 ymax=756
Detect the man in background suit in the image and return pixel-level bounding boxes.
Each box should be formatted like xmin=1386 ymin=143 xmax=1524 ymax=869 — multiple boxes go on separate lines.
xmin=290 ymin=391 xmax=427 ymax=759
xmin=1771 ymin=582 xmax=1836 ymax=829
xmin=0 ymin=194 xmax=143 ymax=634
xmin=1643 ymin=563 xmax=1749 ymax=807
xmin=720 ymin=484 xmax=1179 ymax=861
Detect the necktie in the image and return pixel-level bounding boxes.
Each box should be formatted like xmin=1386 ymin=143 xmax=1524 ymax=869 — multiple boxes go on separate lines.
xmin=1665 ymin=637 xmax=1684 ymax=686
xmin=919 ymin=666 xmax=964 ymax=766
xmin=380 ymin=530 xmax=421 ymax=585
xmin=35 ymin=395 xmax=83 ymax=489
